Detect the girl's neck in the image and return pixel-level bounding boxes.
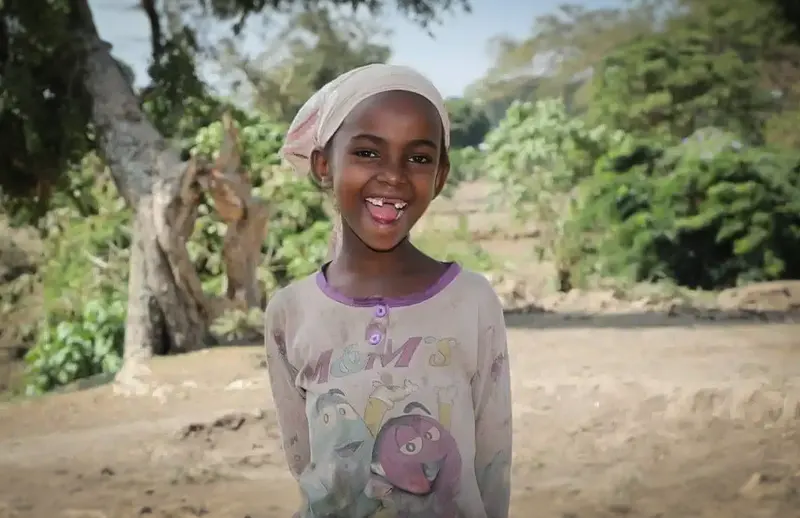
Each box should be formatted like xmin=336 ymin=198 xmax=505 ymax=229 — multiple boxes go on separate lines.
xmin=332 ymin=226 xmax=424 ymax=279
xmin=323 ymin=219 xmax=451 ymax=302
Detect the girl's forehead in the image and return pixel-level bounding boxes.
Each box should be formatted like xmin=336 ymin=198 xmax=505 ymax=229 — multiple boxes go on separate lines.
xmin=338 ymin=90 xmax=442 ymax=139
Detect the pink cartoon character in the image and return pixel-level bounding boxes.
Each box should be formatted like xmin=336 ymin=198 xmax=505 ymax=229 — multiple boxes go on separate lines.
xmin=369 ymin=403 xmax=461 ymax=516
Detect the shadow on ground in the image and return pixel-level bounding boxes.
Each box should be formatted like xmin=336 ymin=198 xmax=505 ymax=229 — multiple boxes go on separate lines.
xmin=503 ymin=308 xmax=799 ymax=330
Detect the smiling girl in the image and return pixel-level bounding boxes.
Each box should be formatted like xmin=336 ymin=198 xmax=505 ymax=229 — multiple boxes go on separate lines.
xmin=264 ymin=64 xmax=512 ymax=518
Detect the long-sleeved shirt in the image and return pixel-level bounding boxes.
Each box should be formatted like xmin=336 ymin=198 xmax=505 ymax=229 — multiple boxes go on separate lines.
xmin=264 ymin=262 xmax=512 ymax=518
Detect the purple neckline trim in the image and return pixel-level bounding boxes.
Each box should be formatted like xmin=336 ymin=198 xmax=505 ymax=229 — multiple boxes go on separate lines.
xmin=316 ymin=262 xmax=461 ymax=308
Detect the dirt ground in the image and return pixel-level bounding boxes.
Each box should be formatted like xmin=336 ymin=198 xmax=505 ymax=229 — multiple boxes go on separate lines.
xmin=2 ymin=182 xmax=800 ymax=518
xmin=1 ymin=319 xmax=799 ymax=518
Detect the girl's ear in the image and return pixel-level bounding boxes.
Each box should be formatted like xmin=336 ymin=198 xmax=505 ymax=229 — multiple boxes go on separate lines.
xmin=310 ymin=148 xmax=332 ymax=188
xmin=433 ymin=151 xmax=451 ymax=199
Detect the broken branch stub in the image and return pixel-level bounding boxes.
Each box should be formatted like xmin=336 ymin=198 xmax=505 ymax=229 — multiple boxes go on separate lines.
xmin=199 ymin=113 xmax=269 ymax=311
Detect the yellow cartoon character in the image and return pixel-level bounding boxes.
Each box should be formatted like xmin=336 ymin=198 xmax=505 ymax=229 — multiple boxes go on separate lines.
xmin=429 ymin=337 xmax=457 ymax=367
xmin=363 ymin=378 xmax=419 ymax=435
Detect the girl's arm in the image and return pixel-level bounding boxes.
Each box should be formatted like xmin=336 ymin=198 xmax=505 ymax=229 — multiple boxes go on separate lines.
xmin=264 ymin=291 xmax=311 ymax=480
xmin=472 ymin=291 xmax=513 ymax=518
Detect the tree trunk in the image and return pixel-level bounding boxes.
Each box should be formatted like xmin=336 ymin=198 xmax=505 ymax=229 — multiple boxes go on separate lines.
xmin=73 ymin=0 xmax=211 ymax=390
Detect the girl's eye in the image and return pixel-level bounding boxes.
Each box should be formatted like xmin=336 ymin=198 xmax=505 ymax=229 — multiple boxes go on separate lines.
xmin=408 ymin=155 xmax=432 ymax=164
xmin=353 ymin=149 xmax=378 ymax=159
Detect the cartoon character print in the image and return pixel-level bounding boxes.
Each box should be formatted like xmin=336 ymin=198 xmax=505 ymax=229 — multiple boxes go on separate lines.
xmin=300 ymin=376 xmax=421 ymax=518
xmin=331 ymin=344 xmax=369 ymax=377
xmin=364 ymin=377 xmax=419 ymax=435
xmin=428 ymin=338 xmax=456 ymax=367
xmin=300 ymin=388 xmax=379 ymax=518
xmin=368 ymin=386 xmax=462 ymax=518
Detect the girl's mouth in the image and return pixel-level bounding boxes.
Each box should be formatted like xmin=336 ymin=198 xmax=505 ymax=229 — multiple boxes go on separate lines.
xmin=365 ymin=197 xmax=407 ymax=224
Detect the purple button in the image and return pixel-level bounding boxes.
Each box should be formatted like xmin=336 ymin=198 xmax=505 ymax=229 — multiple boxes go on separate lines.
xmin=375 ymin=304 xmax=388 ymax=318
xmin=368 ymin=332 xmax=382 ymax=345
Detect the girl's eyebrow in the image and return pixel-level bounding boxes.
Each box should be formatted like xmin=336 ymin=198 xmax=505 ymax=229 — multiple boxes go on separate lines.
xmin=351 ymin=133 xmax=438 ymax=150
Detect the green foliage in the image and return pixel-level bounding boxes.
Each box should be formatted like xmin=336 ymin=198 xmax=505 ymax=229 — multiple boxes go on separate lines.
xmin=568 ymin=130 xmax=800 ymax=289
xmin=446 ymin=97 xmax=492 ymax=149
xmin=24 ymin=294 xmax=126 ymax=396
xmin=210 ymin=308 xmax=265 ymax=343
xmin=415 ymin=214 xmax=495 ymax=272
xmin=190 ymin=113 xmax=331 ymax=291
xmin=484 ymin=98 xmax=628 ymax=262
xmin=444 ymin=146 xmax=484 ymax=196
xmin=15 ymin=155 xmax=131 ymax=394
xmin=0 ymin=0 xmax=92 ymax=217
xmin=589 ymin=19 xmax=775 ymax=142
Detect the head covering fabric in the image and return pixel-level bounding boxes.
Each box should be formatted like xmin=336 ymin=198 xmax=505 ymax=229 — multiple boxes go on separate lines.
xmin=280 ymin=63 xmax=451 ymax=177
xmin=279 ymin=63 xmax=450 ymax=261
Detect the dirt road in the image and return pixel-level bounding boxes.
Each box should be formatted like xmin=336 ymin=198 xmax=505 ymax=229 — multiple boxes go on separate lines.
xmin=1 ymin=314 xmax=799 ymax=518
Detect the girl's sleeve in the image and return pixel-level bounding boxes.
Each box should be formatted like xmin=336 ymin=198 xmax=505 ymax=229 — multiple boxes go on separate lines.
xmin=471 ymin=286 xmax=513 ymax=518
xmin=264 ymin=290 xmax=311 ymax=479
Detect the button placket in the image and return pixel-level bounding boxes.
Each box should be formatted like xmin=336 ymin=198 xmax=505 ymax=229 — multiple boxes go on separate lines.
xmin=368 ymin=332 xmax=382 ymax=345
xmin=366 ymin=302 xmax=389 ymax=347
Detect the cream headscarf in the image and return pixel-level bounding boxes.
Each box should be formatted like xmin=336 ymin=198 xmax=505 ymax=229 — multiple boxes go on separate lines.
xmin=280 ymin=63 xmax=451 ymax=260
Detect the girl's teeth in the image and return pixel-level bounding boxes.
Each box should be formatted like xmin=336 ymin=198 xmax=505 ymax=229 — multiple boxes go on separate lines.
xmin=367 ymin=197 xmax=407 ymax=210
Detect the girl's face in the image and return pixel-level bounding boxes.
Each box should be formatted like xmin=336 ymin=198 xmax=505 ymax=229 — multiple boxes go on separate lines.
xmin=310 ymin=90 xmax=449 ymax=253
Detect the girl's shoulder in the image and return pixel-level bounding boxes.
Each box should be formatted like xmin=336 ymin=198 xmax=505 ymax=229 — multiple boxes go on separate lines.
xmin=264 ymin=271 xmax=319 ymax=319
xmin=445 ymin=267 xmax=503 ymax=309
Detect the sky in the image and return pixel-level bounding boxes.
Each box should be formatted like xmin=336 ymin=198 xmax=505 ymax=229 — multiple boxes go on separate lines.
xmin=89 ymin=0 xmax=620 ymax=98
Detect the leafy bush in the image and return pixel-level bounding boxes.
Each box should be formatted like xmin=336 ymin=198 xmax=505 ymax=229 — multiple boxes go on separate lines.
xmin=484 ymin=99 xmax=628 ymax=289
xmin=24 ymin=295 xmax=126 ymax=395
xmin=18 ymin=164 xmax=131 ymax=394
xmin=568 ymin=129 xmax=800 ymax=289
xmin=444 ymin=146 xmax=484 ymax=196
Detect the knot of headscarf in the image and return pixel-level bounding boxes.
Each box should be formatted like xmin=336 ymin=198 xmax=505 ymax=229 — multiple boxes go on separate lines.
xmin=279 ymin=63 xmax=450 ymax=260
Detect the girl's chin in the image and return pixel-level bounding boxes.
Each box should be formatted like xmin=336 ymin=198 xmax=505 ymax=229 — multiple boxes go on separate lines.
xmin=360 ymin=234 xmax=410 ymax=253
xmin=350 ymin=213 xmax=410 ymax=251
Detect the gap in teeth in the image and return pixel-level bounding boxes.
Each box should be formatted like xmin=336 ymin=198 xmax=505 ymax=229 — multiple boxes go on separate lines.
xmin=367 ymin=198 xmax=406 ymax=209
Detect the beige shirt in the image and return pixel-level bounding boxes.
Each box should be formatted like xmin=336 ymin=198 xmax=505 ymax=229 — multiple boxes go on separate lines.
xmin=264 ymin=263 xmax=512 ymax=518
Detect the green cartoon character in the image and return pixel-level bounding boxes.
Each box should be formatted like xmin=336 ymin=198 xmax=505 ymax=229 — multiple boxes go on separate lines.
xmin=300 ymin=388 xmax=379 ymax=517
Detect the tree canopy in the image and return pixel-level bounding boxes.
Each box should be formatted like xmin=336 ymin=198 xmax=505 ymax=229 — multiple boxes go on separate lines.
xmin=0 ymin=0 xmax=469 ymax=219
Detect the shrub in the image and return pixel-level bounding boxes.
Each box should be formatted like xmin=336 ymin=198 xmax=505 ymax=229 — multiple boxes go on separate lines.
xmin=444 ymin=146 xmax=484 ymax=196
xmin=569 ymin=129 xmax=800 ymax=289
xmin=24 ymin=294 xmax=126 ymax=395
xmin=483 ymin=98 xmax=628 ymax=289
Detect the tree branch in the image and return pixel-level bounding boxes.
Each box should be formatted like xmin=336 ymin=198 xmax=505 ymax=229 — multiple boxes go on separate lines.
xmin=140 ymin=0 xmax=164 ymax=63
xmin=69 ymin=0 xmax=183 ymax=206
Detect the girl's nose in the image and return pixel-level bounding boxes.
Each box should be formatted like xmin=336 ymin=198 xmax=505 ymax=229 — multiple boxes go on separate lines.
xmin=376 ymin=160 xmax=407 ymax=185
